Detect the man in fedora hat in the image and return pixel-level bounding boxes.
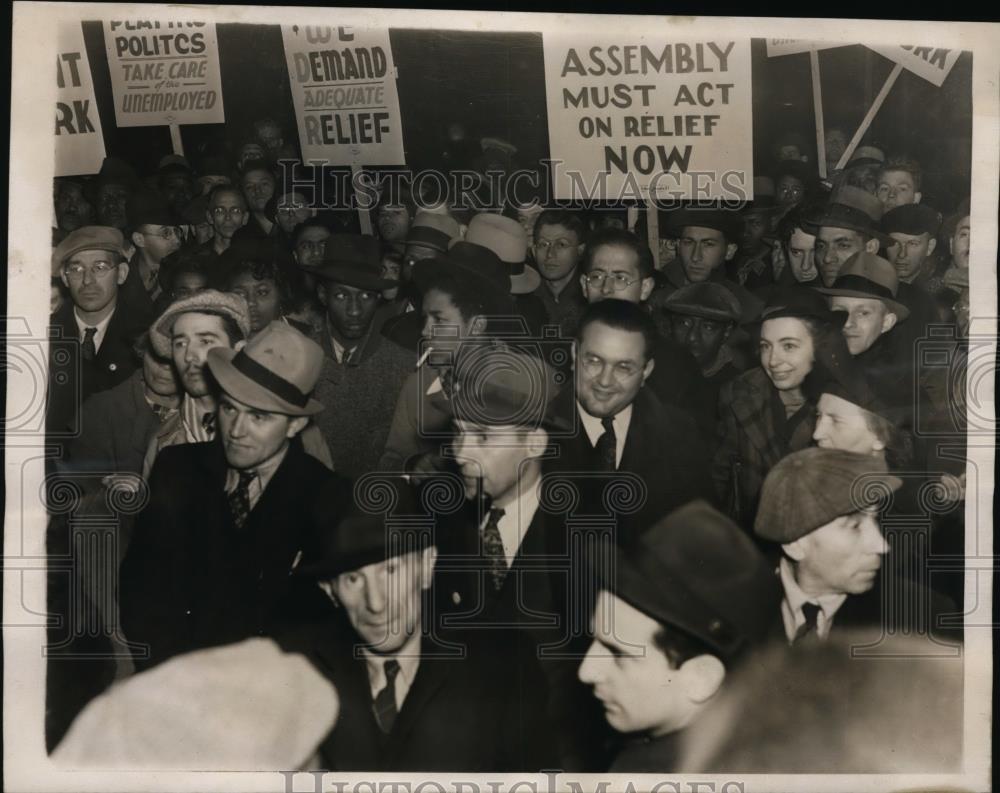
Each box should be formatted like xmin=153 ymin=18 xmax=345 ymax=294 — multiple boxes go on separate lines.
xmin=811 ymin=184 xmax=891 ymax=288
xmin=121 ymin=321 xmax=350 ymax=671
xmin=531 ymin=208 xmax=589 ymax=335
xmin=754 ymin=447 xmax=956 ymax=645
xmin=126 ymin=191 xmax=185 ymax=308
xmin=379 ymin=241 xmax=515 ymax=475
xmin=578 ymin=500 xmax=781 ymax=771
xmin=281 ymin=475 xmax=556 ymax=771
xmin=47 ymin=226 xmax=150 ymax=437
xmin=310 ymin=234 xmax=416 ymax=478
xmin=550 ymin=299 xmax=714 ymax=548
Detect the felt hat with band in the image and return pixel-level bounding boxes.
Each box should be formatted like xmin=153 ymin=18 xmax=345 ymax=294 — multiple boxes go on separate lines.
xmin=206 ymin=321 xmax=324 ymax=416
xmin=816 ymin=251 xmax=910 ymax=321
xmin=463 ymin=213 xmax=541 ymax=294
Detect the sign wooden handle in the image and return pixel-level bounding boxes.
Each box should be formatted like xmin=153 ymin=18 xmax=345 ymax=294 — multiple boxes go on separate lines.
xmin=835 ymin=63 xmax=904 ymax=172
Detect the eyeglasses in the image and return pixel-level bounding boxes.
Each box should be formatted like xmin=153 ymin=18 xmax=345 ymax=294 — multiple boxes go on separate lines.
xmin=211 ymin=206 xmax=245 ymax=219
xmin=63 ymin=261 xmax=117 ymax=279
xmin=143 ymin=226 xmax=182 ymax=240
xmin=534 ymin=239 xmax=576 ymax=253
xmin=582 ymin=272 xmax=640 ymax=291
xmin=277 ymin=206 xmax=308 ymax=217
xmin=580 ymin=353 xmax=643 ymax=381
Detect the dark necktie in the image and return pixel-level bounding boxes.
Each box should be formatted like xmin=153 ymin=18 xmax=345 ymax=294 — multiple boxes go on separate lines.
xmin=228 ymin=470 xmax=256 ymax=529
xmin=481 ymin=507 xmax=507 ymax=591
xmin=81 ymin=327 xmax=97 ymax=362
xmin=373 ymin=659 xmax=401 ymax=734
xmin=595 ymin=416 xmax=617 ymax=471
xmin=201 ymin=411 xmax=217 ymax=436
xmin=794 ymin=602 xmax=822 ymax=644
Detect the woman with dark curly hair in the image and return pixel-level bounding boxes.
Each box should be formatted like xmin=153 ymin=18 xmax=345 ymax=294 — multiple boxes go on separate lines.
xmin=221 ymin=241 xmax=310 ymax=338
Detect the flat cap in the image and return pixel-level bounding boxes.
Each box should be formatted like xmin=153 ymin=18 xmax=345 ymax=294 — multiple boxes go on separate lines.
xmin=51 ymin=226 xmax=126 ymax=276
xmin=881 ymin=203 xmax=942 ymax=236
xmin=608 ymin=500 xmax=782 ymax=665
xmin=150 ymin=289 xmax=251 ymax=358
xmin=664 ymin=282 xmax=742 ymax=323
xmin=755 ymin=448 xmax=902 ymax=543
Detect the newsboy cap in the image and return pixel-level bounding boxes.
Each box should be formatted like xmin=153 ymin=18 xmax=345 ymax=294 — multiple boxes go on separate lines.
xmin=301 ymin=475 xmax=443 ymax=579
xmin=664 ymin=282 xmax=742 ymax=324
xmin=607 ymin=500 xmax=782 ymax=665
xmin=881 ymin=203 xmax=942 ymax=237
xmin=51 ymin=225 xmax=126 ymax=276
xmin=755 ymin=448 xmax=902 ymax=543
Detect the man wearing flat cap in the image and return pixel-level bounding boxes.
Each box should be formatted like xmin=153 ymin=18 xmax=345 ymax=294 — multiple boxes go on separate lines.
xmin=121 ymin=321 xmax=350 ymax=671
xmin=881 ymin=202 xmax=945 ymax=342
xmin=47 ymin=226 xmax=149 ymax=437
xmin=281 ymin=475 xmax=556 ymax=772
xmin=310 ymin=234 xmax=416 ymax=477
xmin=578 ymin=500 xmax=781 ymax=771
xmin=754 ymin=447 xmax=956 ymax=644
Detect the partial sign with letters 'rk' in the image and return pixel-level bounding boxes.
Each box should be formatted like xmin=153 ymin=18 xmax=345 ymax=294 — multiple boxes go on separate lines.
xmin=56 ymin=22 xmax=106 ymax=177
xmin=281 ymin=25 xmax=405 ymax=167
xmin=543 ymin=35 xmax=753 ymax=201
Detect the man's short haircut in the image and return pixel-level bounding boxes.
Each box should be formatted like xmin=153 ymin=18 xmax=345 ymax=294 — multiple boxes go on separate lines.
xmin=240 ymin=162 xmax=276 ymax=183
xmin=292 ymin=216 xmax=335 ymax=246
xmin=533 ymin=209 xmax=588 ymax=244
xmin=418 ymin=270 xmax=512 ymax=328
xmin=879 ymin=156 xmax=923 ymax=190
xmin=576 ymin=298 xmax=658 ymax=362
xmin=581 ymin=228 xmax=655 ymax=279
xmin=777 ymin=205 xmax=820 ymax=245
xmin=207 ymin=183 xmax=247 ymax=208
xmin=170 ymin=308 xmax=245 ymax=348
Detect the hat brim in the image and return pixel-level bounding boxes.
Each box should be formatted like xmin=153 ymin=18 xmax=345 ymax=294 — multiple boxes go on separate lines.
xmin=206 ymin=348 xmax=324 ymax=417
xmin=804 ymin=215 xmax=894 ymax=249
xmin=509 ymin=265 xmax=541 ymax=295
xmin=411 ymin=259 xmax=508 ymax=295
xmin=427 ymin=387 xmax=574 ymax=435
xmin=51 ymin=242 xmax=126 ymax=277
xmin=312 ymin=265 xmax=394 ymax=291
xmin=814 ymin=287 xmax=910 ymax=322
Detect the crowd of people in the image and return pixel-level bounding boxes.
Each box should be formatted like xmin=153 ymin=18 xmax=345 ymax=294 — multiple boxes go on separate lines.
xmin=45 ymin=112 xmax=971 ymax=772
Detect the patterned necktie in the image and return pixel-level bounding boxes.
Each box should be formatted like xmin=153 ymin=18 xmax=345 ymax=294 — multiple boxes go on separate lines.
xmin=228 ymin=470 xmax=256 ymax=529
xmin=794 ymin=602 xmax=822 ymax=644
xmin=595 ymin=416 xmax=617 ymax=471
xmin=481 ymin=507 xmax=507 ymax=591
xmin=81 ymin=327 xmax=97 ymax=362
xmin=373 ymin=659 xmax=401 ymax=734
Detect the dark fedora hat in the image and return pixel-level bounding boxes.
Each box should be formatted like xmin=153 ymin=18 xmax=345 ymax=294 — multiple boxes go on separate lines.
xmin=756 ymin=285 xmax=848 ymax=328
xmin=606 ymin=500 xmax=782 ymax=665
xmin=311 ymin=234 xmax=392 ymax=291
xmin=815 ymin=251 xmax=910 ymax=321
xmin=127 ymin=190 xmax=185 ymax=229
xmin=806 ymin=185 xmax=893 ymax=247
xmin=300 ymin=474 xmax=449 ymax=579
xmin=411 ymin=241 xmax=510 ymax=295
xmin=664 ymin=207 xmax=743 ymax=245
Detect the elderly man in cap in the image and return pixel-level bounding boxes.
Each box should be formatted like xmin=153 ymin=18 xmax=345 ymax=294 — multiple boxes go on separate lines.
xmin=282 ymin=475 xmax=556 ymax=771
xmin=551 ymin=299 xmax=714 ymax=547
xmin=578 ymin=227 xmax=705 ymax=417
xmin=121 ymin=322 xmax=350 ymax=671
xmin=812 ymin=185 xmax=890 ymax=288
xmin=310 ymin=234 xmax=416 ymax=477
xmin=876 ymin=156 xmax=923 ymax=212
xmin=754 ymin=447 xmax=955 ymax=644
xmin=578 ymin=500 xmax=781 ymax=771
xmin=48 ymin=226 xmax=150 ymax=436
xmin=531 ymin=208 xmax=589 ymax=335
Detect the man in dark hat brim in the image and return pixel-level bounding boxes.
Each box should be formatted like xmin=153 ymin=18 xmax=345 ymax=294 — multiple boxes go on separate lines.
xmin=121 ymin=321 xmax=350 ymax=672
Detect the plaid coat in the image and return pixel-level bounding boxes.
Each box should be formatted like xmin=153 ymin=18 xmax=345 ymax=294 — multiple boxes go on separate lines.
xmin=713 ymin=367 xmax=816 ymax=528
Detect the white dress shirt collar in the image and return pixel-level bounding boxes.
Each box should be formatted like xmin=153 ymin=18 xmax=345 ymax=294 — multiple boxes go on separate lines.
xmin=577 ymin=402 xmax=633 ymax=469
xmin=778 ymin=557 xmax=848 ymax=642
xmin=73 ymin=307 xmax=114 ymax=355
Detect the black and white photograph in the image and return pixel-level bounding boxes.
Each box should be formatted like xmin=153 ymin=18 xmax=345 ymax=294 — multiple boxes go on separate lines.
xmin=4 ymin=4 xmax=996 ymax=792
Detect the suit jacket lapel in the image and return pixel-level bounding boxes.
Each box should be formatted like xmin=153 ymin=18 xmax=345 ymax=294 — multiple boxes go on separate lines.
xmin=390 ymin=641 xmax=451 ymax=743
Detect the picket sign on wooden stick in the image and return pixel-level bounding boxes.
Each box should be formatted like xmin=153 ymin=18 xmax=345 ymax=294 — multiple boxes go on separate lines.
xmin=646 ymin=202 xmax=659 ymax=268
xmin=352 ymin=163 xmax=373 ymax=236
xmin=835 ymin=63 xmax=904 ymax=171
xmin=810 ymin=49 xmax=827 ymax=180
xmin=169 ymin=124 xmax=184 ymax=157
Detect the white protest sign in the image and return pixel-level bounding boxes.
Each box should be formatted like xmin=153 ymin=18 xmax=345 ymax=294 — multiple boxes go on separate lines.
xmin=542 ymin=35 xmax=753 ymax=200
xmin=103 ymin=19 xmax=224 ymax=127
xmin=868 ymin=44 xmax=961 ymax=87
xmin=765 ymin=39 xmax=849 ymax=57
xmin=55 ymin=22 xmax=105 ymax=176
xmin=281 ymin=25 xmax=405 ymax=166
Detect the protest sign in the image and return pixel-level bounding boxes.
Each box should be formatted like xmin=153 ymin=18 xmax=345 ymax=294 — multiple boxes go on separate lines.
xmin=765 ymin=39 xmax=848 ymax=57
xmin=281 ymin=25 xmax=405 ymax=166
xmin=102 ymin=19 xmax=225 ymax=128
xmin=868 ymin=44 xmax=961 ymax=87
xmin=542 ymin=35 xmax=754 ymax=201
xmin=55 ymin=22 xmax=105 ymax=176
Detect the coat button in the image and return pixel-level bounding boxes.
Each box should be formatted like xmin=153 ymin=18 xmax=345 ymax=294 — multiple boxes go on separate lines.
xmin=109 ymin=363 xmax=117 ymax=372
xmin=451 ymin=591 xmax=462 ymax=605
xmin=185 ymin=609 xmax=192 ymax=616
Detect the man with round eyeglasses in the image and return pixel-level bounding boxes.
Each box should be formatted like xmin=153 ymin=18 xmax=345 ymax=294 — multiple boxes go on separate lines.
xmin=126 ymin=191 xmax=185 ymax=308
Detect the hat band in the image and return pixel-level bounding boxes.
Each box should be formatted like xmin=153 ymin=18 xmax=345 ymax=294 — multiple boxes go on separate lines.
xmin=831 ymin=274 xmax=895 ymax=300
xmin=230 ymin=351 xmax=309 ymax=408
xmin=509 ymin=260 xmax=526 ymax=276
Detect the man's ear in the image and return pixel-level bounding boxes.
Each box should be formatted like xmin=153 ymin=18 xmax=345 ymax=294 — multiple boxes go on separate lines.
xmin=880 ymin=310 xmax=898 ymax=334
xmin=60 ymin=272 xmax=70 ymax=289
xmin=317 ymin=579 xmax=340 ymax=606
xmin=526 ymin=427 xmax=550 ymax=457
xmin=419 ymin=546 xmax=438 ymax=589
xmin=579 ymin=272 xmax=590 ymax=296
xmin=286 ymin=416 xmax=309 ymax=439
xmin=131 ymin=231 xmax=146 ymax=250
xmin=864 ymin=238 xmax=880 ymax=254
xmin=914 ymin=192 xmax=922 ymax=204
xmin=926 ymin=237 xmax=937 ymax=257
xmin=725 ymin=242 xmax=738 ymax=262
xmin=641 ymin=357 xmax=655 ymax=384
xmin=680 ymin=654 xmax=726 ymax=704
xmin=116 ymin=262 xmax=130 ymax=286
xmin=640 ymin=276 xmax=655 ymax=302
xmin=783 ymin=538 xmax=807 ymax=562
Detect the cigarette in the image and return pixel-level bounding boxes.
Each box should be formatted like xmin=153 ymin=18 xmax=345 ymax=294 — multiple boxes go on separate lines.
xmin=415 ymin=346 xmax=434 ymax=370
